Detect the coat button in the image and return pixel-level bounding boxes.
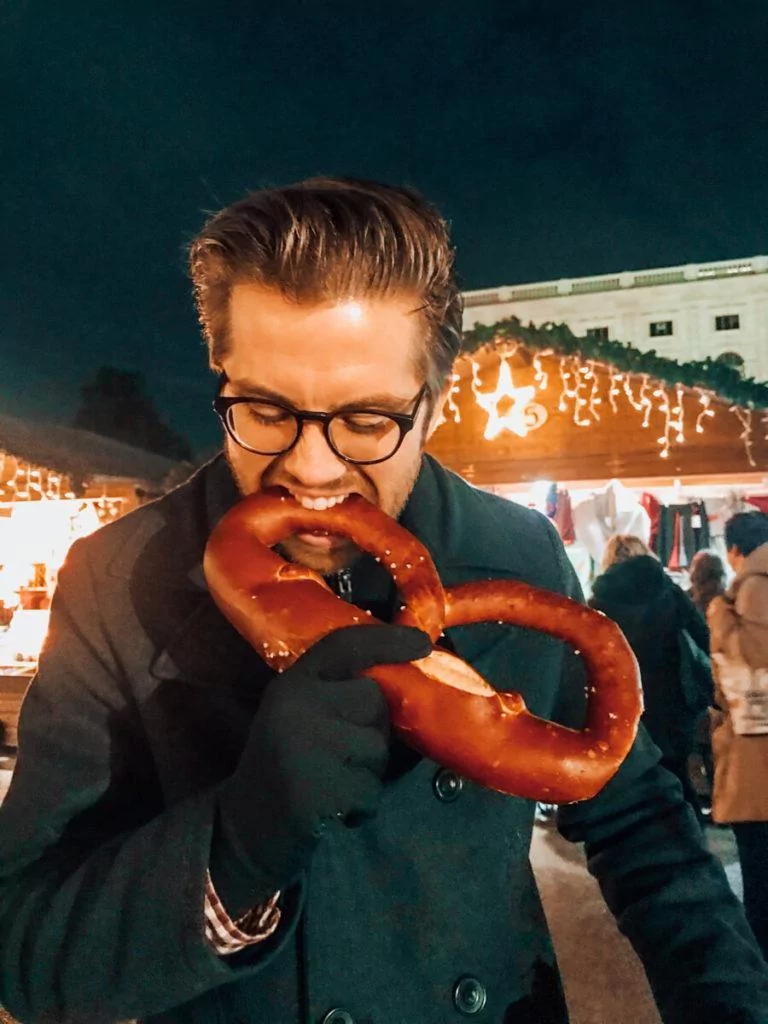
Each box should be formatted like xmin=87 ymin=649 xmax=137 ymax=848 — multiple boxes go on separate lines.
xmin=433 ymin=768 xmax=464 ymax=802
xmin=321 ymin=1010 xmax=356 ymax=1024
xmin=453 ymin=975 xmax=488 ymax=1015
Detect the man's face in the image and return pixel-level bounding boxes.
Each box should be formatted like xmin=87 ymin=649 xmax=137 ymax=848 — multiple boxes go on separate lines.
xmin=219 ymin=283 xmax=444 ymax=574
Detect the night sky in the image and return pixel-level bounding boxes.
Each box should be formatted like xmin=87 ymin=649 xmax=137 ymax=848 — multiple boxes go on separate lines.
xmin=3 ymin=0 xmax=767 ymax=454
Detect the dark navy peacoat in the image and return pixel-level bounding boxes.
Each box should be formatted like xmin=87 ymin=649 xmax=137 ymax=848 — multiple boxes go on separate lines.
xmin=1 ymin=455 xmax=766 ymax=1023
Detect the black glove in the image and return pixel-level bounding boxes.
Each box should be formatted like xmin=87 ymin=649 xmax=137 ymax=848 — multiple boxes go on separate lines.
xmin=210 ymin=623 xmax=432 ymax=915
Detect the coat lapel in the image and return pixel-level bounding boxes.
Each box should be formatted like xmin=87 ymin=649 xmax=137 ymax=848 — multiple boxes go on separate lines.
xmin=400 ymin=456 xmax=567 ymax=716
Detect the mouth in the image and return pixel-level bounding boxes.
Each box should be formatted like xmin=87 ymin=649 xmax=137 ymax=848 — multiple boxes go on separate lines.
xmin=272 ymin=488 xmax=356 ymax=549
xmin=292 ymin=493 xmax=351 ymax=512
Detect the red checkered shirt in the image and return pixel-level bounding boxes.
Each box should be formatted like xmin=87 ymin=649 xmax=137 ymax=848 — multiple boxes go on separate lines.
xmin=204 ymin=872 xmax=281 ymax=954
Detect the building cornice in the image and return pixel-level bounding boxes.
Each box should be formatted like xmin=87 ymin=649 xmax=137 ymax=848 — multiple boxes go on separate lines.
xmin=463 ymin=256 xmax=768 ymax=309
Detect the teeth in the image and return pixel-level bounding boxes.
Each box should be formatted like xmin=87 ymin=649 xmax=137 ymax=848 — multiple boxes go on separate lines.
xmin=295 ymin=494 xmax=348 ymax=511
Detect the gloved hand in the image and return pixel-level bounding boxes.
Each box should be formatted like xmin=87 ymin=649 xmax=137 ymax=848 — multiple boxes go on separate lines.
xmin=211 ymin=623 xmax=432 ymax=914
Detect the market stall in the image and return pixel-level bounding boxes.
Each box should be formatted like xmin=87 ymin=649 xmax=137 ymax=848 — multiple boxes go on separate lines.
xmin=427 ymin=318 xmax=768 ymax=592
xmin=0 ymin=411 xmax=188 ymax=761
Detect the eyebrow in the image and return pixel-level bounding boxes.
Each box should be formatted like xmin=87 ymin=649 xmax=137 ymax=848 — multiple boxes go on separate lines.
xmin=223 ymin=378 xmax=419 ymax=413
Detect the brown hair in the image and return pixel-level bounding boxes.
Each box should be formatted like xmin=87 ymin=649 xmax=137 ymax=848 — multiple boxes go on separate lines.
xmin=188 ymin=177 xmax=464 ymax=397
xmin=688 ymin=550 xmax=726 ymax=614
xmin=601 ymin=534 xmax=654 ymax=572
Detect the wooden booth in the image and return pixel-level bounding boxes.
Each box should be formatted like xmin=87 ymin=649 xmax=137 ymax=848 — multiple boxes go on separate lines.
xmin=426 ymin=321 xmax=768 ymax=596
xmin=0 ymin=411 xmax=189 ymax=765
xmin=428 ymin=337 xmax=768 ymax=488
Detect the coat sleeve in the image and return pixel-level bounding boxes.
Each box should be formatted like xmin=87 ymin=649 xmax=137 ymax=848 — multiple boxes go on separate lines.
xmin=0 ymin=541 xmax=300 ymax=1024
xmin=546 ymin=531 xmax=768 ymax=1023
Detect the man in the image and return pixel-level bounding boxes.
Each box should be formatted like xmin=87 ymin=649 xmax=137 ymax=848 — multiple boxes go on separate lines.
xmin=0 ymin=178 xmax=766 ymax=1023
xmin=708 ymin=511 xmax=768 ymax=960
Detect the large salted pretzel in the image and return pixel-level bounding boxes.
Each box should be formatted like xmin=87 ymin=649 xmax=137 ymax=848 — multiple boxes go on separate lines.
xmin=203 ymin=491 xmax=642 ymax=803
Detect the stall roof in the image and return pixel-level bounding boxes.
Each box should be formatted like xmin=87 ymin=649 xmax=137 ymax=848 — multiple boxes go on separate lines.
xmin=427 ymin=345 xmax=768 ymax=486
xmin=0 ymin=410 xmax=186 ymax=486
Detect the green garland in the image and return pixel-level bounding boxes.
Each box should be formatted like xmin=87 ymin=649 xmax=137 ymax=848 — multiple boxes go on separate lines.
xmin=462 ymin=316 xmax=768 ymax=410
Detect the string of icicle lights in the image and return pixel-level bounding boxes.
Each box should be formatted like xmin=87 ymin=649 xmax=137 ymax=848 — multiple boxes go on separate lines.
xmin=441 ymin=344 xmax=759 ymax=465
xmin=0 ymin=452 xmax=125 ymax=515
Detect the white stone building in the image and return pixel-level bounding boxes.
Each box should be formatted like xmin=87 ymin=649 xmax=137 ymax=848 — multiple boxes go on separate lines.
xmin=462 ymin=255 xmax=768 ymax=382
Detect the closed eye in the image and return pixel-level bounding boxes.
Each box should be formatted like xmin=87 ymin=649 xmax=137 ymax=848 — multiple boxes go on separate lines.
xmin=337 ymin=413 xmax=395 ymax=435
xmin=243 ymin=402 xmax=293 ymax=425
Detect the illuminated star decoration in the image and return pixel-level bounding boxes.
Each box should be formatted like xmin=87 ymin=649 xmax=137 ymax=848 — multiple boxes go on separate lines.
xmin=471 ymin=354 xmax=537 ymax=440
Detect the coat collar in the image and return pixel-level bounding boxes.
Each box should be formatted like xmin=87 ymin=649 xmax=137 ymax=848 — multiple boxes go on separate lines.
xmin=737 ymin=541 xmax=768 ymax=583
xmin=105 ymin=452 xmax=240 ymax=591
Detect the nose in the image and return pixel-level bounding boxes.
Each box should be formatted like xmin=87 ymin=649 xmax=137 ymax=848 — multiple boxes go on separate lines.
xmin=280 ymin=421 xmax=349 ymax=486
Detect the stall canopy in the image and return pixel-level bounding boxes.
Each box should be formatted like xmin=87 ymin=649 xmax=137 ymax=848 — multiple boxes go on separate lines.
xmin=0 ymin=409 xmax=185 ymax=495
xmin=0 ymin=411 xmax=193 ymax=691
xmin=427 ymin=317 xmax=768 ymax=487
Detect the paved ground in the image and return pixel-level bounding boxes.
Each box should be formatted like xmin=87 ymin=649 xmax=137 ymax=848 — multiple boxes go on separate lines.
xmin=531 ymin=817 xmax=742 ymax=1024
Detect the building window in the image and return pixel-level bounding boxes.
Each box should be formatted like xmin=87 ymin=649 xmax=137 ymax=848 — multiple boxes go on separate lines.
xmin=649 ymin=320 xmax=674 ymax=337
xmin=715 ymin=314 xmax=740 ymax=331
xmin=585 ymin=326 xmax=610 ymax=341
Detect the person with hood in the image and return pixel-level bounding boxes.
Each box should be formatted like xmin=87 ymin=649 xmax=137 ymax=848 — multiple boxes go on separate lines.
xmin=708 ymin=511 xmax=768 ymax=959
xmin=589 ymin=535 xmax=712 ymax=823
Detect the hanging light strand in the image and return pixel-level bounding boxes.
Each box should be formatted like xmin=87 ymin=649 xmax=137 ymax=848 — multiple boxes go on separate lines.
xmin=445 ymin=371 xmax=462 ymax=423
xmin=654 ymin=385 xmax=672 ymax=459
xmin=695 ymin=391 xmax=716 ymax=433
xmin=671 ymin=385 xmax=685 ymax=444
xmin=622 ymin=374 xmax=645 ymax=412
xmin=731 ymin=406 xmax=757 ymax=467
xmin=532 ymin=352 xmax=549 ymax=391
xmin=607 ymin=369 xmax=621 ymax=414
xmin=586 ymin=361 xmax=601 ymax=421
xmin=572 ymin=358 xmax=592 ymax=426
xmin=639 ymin=375 xmax=653 ymax=428
xmin=557 ymin=356 xmax=580 ymax=413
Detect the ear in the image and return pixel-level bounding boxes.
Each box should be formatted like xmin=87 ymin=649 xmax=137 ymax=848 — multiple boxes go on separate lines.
xmin=425 ymin=380 xmax=453 ymax=441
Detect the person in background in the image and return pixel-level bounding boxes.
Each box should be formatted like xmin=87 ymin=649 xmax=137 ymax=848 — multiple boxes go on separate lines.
xmin=0 ymin=180 xmax=766 ymax=1024
xmin=687 ymin=549 xmax=728 ymax=814
xmin=708 ymin=511 xmax=768 ymax=960
xmin=690 ymin=549 xmax=728 ymax=618
xmin=589 ymin=534 xmax=713 ymax=824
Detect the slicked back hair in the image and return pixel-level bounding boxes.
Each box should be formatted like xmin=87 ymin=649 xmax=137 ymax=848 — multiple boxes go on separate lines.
xmin=188 ymin=177 xmax=464 ymax=398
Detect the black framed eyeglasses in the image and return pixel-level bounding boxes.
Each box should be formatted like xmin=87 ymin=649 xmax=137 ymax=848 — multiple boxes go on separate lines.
xmin=213 ymin=382 xmax=429 ymax=465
